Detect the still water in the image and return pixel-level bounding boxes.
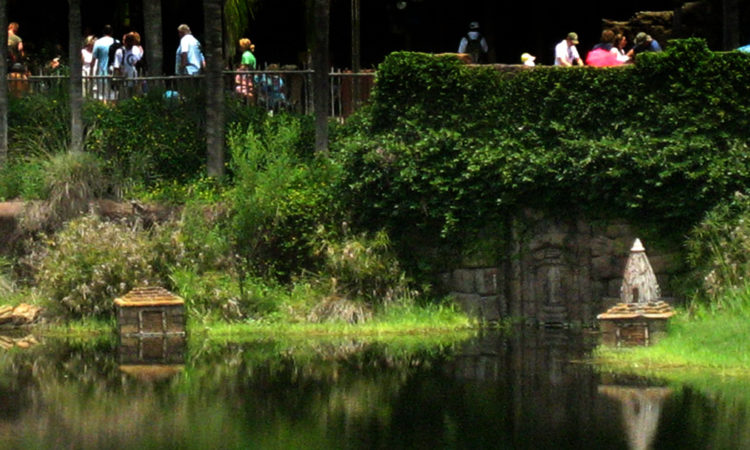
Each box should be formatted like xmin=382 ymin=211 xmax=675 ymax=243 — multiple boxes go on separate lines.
xmin=0 ymin=327 xmax=747 ymax=449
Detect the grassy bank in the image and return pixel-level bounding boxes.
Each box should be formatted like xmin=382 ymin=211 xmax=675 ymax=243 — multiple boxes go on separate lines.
xmin=596 ymin=285 xmax=750 ymax=374
xmin=31 ymin=302 xmax=476 ymax=340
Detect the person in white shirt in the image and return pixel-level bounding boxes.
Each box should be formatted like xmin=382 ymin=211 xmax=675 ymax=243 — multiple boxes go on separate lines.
xmin=554 ymin=32 xmax=583 ymax=66
xmin=113 ymin=31 xmax=144 ymax=79
xmin=81 ymin=35 xmax=96 ymax=97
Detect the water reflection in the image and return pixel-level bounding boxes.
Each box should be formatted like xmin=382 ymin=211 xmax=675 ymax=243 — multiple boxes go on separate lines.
xmin=0 ymin=328 xmax=746 ymax=448
xmin=598 ymin=385 xmax=671 ymax=450
xmin=118 ymin=335 xmax=186 ymax=381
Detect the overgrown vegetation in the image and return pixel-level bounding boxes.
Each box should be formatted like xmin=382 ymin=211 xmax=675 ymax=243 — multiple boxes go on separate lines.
xmin=335 ymin=39 xmax=750 ymax=274
xmin=4 ymin=38 xmax=750 ymax=332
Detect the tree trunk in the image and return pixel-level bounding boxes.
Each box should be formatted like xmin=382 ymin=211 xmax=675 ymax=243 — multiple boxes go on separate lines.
xmin=69 ymin=0 xmax=83 ymax=153
xmin=0 ymin=0 xmax=8 ymax=165
xmin=143 ymin=0 xmax=164 ymax=75
xmin=204 ymin=0 xmax=225 ymax=177
xmin=723 ymin=0 xmax=740 ymax=50
xmin=351 ymin=0 xmax=360 ymax=72
xmin=311 ymin=0 xmax=330 ymax=153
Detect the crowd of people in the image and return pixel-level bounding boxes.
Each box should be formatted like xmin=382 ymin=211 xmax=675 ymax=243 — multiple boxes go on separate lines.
xmin=233 ymin=38 xmax=287 ymax=110
xmin=457 ymin=21 xmax=665 ymax=67
xmin=5 ymin=20 xmax=288 ymax=108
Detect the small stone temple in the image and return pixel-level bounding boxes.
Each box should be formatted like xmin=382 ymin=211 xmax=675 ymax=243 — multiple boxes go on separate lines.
xmin=114 ymin=287 xmax=186 ymax=337
xmin=597 ymin=239 xmax=676 ymax=346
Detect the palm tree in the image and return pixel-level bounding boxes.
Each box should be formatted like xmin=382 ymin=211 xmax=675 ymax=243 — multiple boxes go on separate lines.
xmin=224 ymin=0 xmax=259 ymax=63
xmin=204 ymin=0 xmax=225 ymax=177
xmin=0 ymin=0 xmax=8 ymax=165
xmin=69 ymin=0 xmax=83 ymax=153
xmin=143 ymin=0 xmax=163 ymax=75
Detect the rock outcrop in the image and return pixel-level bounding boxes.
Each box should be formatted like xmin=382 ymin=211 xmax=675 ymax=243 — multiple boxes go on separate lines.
xmin=0 ymin=303 xmax=43 ymax=327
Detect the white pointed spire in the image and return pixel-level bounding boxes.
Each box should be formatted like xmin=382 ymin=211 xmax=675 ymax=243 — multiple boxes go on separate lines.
xmin=631 ymin=238 xmax=645 ymax=252
xmin=620 ymin=238 xmax=660 ymax=304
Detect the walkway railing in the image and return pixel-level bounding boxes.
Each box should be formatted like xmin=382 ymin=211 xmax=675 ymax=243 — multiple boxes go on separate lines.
xmin=6 ymin=70 xmax=376 ymax=119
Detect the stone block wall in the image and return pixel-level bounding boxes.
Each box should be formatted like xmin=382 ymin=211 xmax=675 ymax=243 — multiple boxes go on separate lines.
xmin=442 ymin=212 xmax=683 ymax=326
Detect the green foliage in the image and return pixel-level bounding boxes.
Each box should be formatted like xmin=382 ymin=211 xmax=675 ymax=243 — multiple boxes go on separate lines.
xmin=43 ymin=151 xmax=106 ymax=219
xmin=227 ymin=115 xmax=340 ymax=279
xmin=17 ymin=151 xmax=107 ymax=234
xmin=8 ymin=93 xmax=70 ymax=157
xmin=126 ymin=175 xmax=229 ymax=205
xmin=84 ymin=94 xmax=205 ymax=184
xmin=335 ymin=40 xmax=750 ymax=278
xmin=0 ymin=156 xmax=46 ymax=200
xmin=686 ymin=191 xmax=750 ymax=303
xmin=31 ymin=215 xmax=168 ymax=319
xmin=315 ymin=230 xmax=417 ymax=306
xmin=169 ymin=268 xmax=278 ymax=322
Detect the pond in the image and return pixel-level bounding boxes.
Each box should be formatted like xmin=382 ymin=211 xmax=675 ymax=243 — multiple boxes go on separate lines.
xmin=0 ymin=327 xmax=747 ymax=449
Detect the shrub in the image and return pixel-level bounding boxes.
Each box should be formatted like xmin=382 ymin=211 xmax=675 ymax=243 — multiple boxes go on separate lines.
xmin=84 ymin=94 xmax=205 ymax=184
xmin=0 ymin=156 xmax=46 ymax=201
xmin=20 ymin=151 xmax=106 ymax=233
xmin=315 ymin=230 xmax=418 ymax=306
xmin=170 ymin=268 xmax=279 ymax=322
xmin=31 ymin=215 xmax=166 ymax=319
xmin=8 ymin=93 xmax=70 ymax=158
xmin=227 ymin=115 xmax=341 ymax=279
xmin=686 ymin=191 xmax=750 ymax=303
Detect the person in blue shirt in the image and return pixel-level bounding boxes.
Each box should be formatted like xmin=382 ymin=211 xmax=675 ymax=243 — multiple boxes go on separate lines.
xmin=92 ymin=25 xmax=115 ymax=76
xmin=632 ymin=32 xmax=662 ymax=56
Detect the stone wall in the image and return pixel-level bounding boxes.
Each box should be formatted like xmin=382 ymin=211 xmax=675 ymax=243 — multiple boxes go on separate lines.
xmin=442 ymin=211 xmax=682 ymax=326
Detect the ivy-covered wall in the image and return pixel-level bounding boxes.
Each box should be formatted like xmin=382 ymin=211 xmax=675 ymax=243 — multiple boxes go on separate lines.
xmin=334 ymin=39 xmax=750 ymax=282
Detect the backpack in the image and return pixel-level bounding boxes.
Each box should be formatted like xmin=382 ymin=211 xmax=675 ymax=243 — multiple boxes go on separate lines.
xmin=465 ymin=33 xmax=483 ymax=63
xmin=107 ymin=39 xmax=123 ymax=69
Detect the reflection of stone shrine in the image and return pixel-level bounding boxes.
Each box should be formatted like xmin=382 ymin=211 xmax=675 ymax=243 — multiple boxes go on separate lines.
xmin=118 ymin=335 xmax=186 ymax=381
xmin=597 ymin=239 xmax=676 ymax=346
xmin=598 ymin=385 xmax=672 ymax=450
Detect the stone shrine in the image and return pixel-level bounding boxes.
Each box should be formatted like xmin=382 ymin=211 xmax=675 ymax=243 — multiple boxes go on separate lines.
xmin=597 ymin=239 xmax=676 ymax=346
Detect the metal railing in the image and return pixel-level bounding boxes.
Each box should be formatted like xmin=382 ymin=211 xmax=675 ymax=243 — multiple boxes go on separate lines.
xmin=5 ymin=70 xmax=376 ymax=119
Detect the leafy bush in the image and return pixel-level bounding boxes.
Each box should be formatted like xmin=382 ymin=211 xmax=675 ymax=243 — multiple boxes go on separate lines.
xmin=31 ymin=215 xmax=167 ymax=319
xmin=0 ymin=156 xmax=46 ymax=201
xmin=170 ymin=268 xmax=280 ymax=322
xmin=19 ymin=151 xmax=106 ymax=233
xmin=84 ymin=94 xmax=205 ymax=184
xmin=334 ymin=40 xmax=750 ymax=278
xmin=686 ymin=191 xmax=750 ymax=303
xmin=227 ymin=115 xmax=340 ymax=279
xmin=8 ymin=93 xmax=70 ymax=158
xmin=315 ymin=230 xmax=417 ymax=306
